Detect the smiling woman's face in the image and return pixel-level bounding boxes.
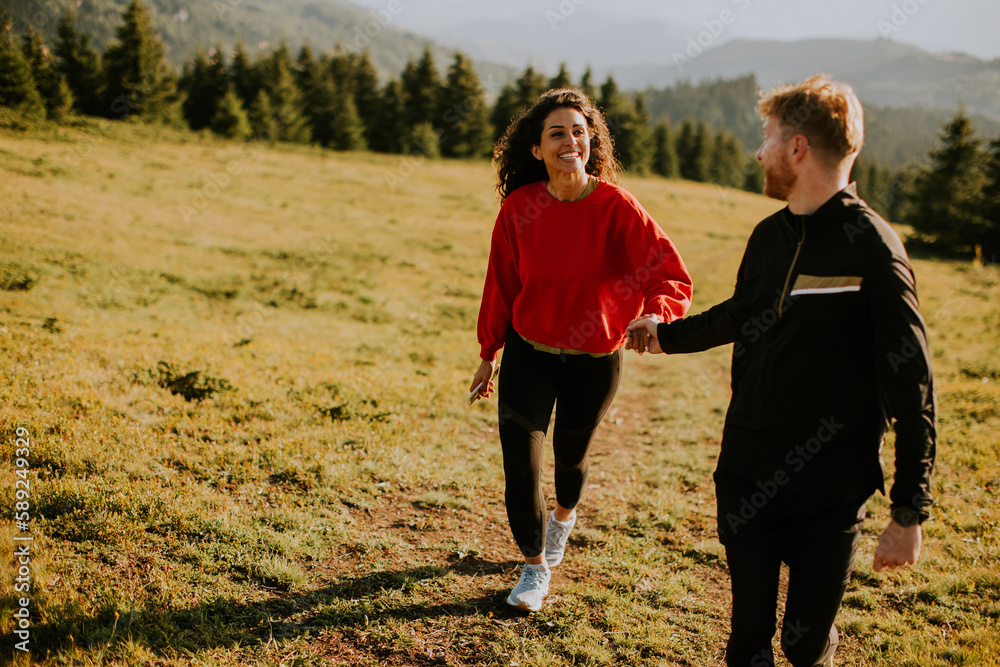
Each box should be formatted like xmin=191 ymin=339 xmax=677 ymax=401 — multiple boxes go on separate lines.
xmin=531 ymin=107 xmax=591 ymax=178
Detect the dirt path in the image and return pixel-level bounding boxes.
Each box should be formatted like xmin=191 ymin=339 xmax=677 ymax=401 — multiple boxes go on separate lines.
xmin=303 ymin=386 xmax=741 ymax=666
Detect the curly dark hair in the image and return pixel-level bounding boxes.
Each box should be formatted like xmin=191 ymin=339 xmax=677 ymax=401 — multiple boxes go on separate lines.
xmin=493 ymin=88 xmax=621 ymax=202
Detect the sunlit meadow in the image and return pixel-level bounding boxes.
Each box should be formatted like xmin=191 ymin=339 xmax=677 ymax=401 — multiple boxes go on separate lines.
xmin=1 ymin=119 xmax=997 ymax=665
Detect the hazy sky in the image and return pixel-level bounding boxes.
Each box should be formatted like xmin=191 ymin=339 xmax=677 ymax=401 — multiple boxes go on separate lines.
xmin=347 ymin=0 xmax=1000 ymax=61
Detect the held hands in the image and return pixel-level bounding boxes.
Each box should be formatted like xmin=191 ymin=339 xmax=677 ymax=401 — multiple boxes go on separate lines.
xmin=872 ymin=519 xmax=922 ymax=573
xmin=625 ymin=314 xmax=663 ymax=355
xmin=468 ymin=358 xmax=498 ymax=405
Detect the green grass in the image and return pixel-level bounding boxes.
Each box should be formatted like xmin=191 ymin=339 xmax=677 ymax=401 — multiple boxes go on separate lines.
xmin=1 ymin=118 xmax=998 ymax=666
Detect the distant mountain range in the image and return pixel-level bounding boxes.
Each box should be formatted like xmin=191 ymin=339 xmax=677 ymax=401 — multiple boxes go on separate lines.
xmin=626 ymin=38 xmax=1000 ymax=121
xmin=4 ymin=0 xmax=514 ymax=89
xmin=8 ymin=0 xmax=1000 ymax=161
xmin=11 ymin=0 xmax=999 ymax=121
xmin=427 ymin=9 xmax=1000 ymax=121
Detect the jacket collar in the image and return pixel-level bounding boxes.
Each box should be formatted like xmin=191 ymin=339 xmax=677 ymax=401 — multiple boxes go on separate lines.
xmin=784 ymin=182 xmax=862 ymax=223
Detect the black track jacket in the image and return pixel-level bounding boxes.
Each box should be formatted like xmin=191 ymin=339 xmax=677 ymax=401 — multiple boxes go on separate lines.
xmin=657 ymin=184 xmax=936 ymax=521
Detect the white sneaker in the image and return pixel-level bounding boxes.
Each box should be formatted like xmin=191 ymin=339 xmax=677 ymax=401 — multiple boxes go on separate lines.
xmin=506 ymin=563 xmax=551 ymax=612
xmin=544 ymin=511 xmax=576 ymax=567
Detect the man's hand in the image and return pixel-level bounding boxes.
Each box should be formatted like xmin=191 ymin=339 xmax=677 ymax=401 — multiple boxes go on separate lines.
xmin=625 ymin=315 xmax=663 ymax=355
xmin=872 ymin=519 xmax=922 ymax=572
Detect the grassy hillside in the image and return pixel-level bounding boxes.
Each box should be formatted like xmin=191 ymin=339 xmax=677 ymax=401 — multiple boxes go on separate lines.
xmin=0 ymin=120 xmax=998 ymax=666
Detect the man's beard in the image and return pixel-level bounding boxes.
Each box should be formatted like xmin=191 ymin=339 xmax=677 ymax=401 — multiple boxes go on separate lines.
xmin=763 ymin=155 xmax=796 ymax=201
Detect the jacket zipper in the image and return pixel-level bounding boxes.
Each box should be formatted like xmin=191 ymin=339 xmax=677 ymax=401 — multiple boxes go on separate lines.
xmin=778 ymin=213 xmax=805 ymax=317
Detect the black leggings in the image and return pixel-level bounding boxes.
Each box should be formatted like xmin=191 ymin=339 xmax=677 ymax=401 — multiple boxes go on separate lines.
xmin=498 ymin=329 xmax=622 ymax=558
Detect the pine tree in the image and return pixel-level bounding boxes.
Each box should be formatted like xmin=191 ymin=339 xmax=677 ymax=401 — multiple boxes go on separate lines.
xmin=652 ymin=119 xmax=679 ymax=178
xmin=598 ymin=78 xmax=654 ymax=173
xmin=352 ymin=51 xmax=381 ymax=148
xmin=261 ymin=41 xmax=294 ymax=84
xmin=615 ymin=94 xmax=652 ymax=174
xmin=676 ymin=119 xmax=713 ymax=182
xmin=294 ymin=44 xmax=318 ymax=95
xmin=742 ymin=157 xmax=764 ymax=193
xmin=294 ymin=44 xmax=326 ymax=144
xmin=328 ymin=49 xmax=356 ymax=98
xmin=369 ymin=78 xmax=406 ymax=153
xmin=0 ymin=18 xmax=45 ymax=122
xmin=102 ymin=0 xmax=177 ymax=122
xmin=331 ymin=93 xmax=367 ymax=151
xmin=598 ymin=75 xmax=622 ymax=121
xmin=401 ymin=47 xmax=440 ymax=128
xmin=578 ymin=67 xmax=597 ymax=102
xmin=981 ymin=138 xmax=1000 ymax=259
xmin=210 ymin=89 xmax=250 ymax=139
xmin=22 ymin=25 xmax=72 ymax=121
xmin=207 ymin=46 xmax=227 ymax=109
xmin=438 ymin=52 xmax=491 ymax=158
xmin=599 ymin=75 xmax=633 ymax=167
xmin=230 ymin=41 xmax=257 ymax=109
xmin=180 ymin=48 xmax=227 ymax=131
xmin=264 ymin=58 xmax=310 ymax=143
xmin=709 ymin=130 xmax=745 ymax=188
xmin=904 ymin=111 xmax=988 ymax=251
xmin=247 ymin=88 xmax=278 ymax=142
xmin=491 ymin=66 xmax=547 ymax=140
xmin=409 ymin=121 xmax=440 ymax=158
xmin=853 ymin=159 xmax=894 ymax=219
xmin=691 ymin=121 xmax=714 ymax=183
xmin=302 ymin=71 xmax=337 ymax=148
xmin=515 ymin=66 xmax=547 ymax=107
xmin=296 ymin=58 xmax=366 ymax=152
xmin=676 ymin=118 xmax=698 ymax=180
xmin=548 ymin=63 xmax=572 ymax=90
xmin=54 ymin=10 xmax=103 ymax=116
xmin=851 ymin=158 xmax=872 ymax=204
xmin=490 ymin=83 xmax=518 ymax=141
xmin=887 ymin=168 xmax=914 ymax=223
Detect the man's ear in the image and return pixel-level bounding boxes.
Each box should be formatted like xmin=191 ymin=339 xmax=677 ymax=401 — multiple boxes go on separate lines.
xmin=789 ymin=134 xmax=811 ymax=165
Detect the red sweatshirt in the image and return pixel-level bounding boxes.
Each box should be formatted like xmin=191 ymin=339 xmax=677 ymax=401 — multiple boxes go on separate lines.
xmin=478 ymin=179 xmax=693 ymax=361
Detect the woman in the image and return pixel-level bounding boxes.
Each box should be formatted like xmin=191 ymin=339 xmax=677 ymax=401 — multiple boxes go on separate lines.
xmin=470 ymin=89 xmax=692 ymax=612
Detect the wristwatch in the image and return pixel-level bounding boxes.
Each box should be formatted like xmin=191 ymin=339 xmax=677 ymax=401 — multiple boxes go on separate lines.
xmin=891 ymin=506 xmax=922 ymax=527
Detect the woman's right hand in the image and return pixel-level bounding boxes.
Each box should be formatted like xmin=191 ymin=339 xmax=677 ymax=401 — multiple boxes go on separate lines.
xmin=626 ymin=316 xmax=663 ymax=354
xmin=469 ymin=358 xmax=498 ymax=404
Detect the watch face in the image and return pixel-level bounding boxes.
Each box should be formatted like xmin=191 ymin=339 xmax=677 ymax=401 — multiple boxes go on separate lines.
xmin=892 ymin=507 xmax=920 ymax=526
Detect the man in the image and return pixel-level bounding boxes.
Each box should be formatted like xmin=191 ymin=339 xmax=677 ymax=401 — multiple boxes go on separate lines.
xmin=626 ymin=76 xmax=936 ymax=666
